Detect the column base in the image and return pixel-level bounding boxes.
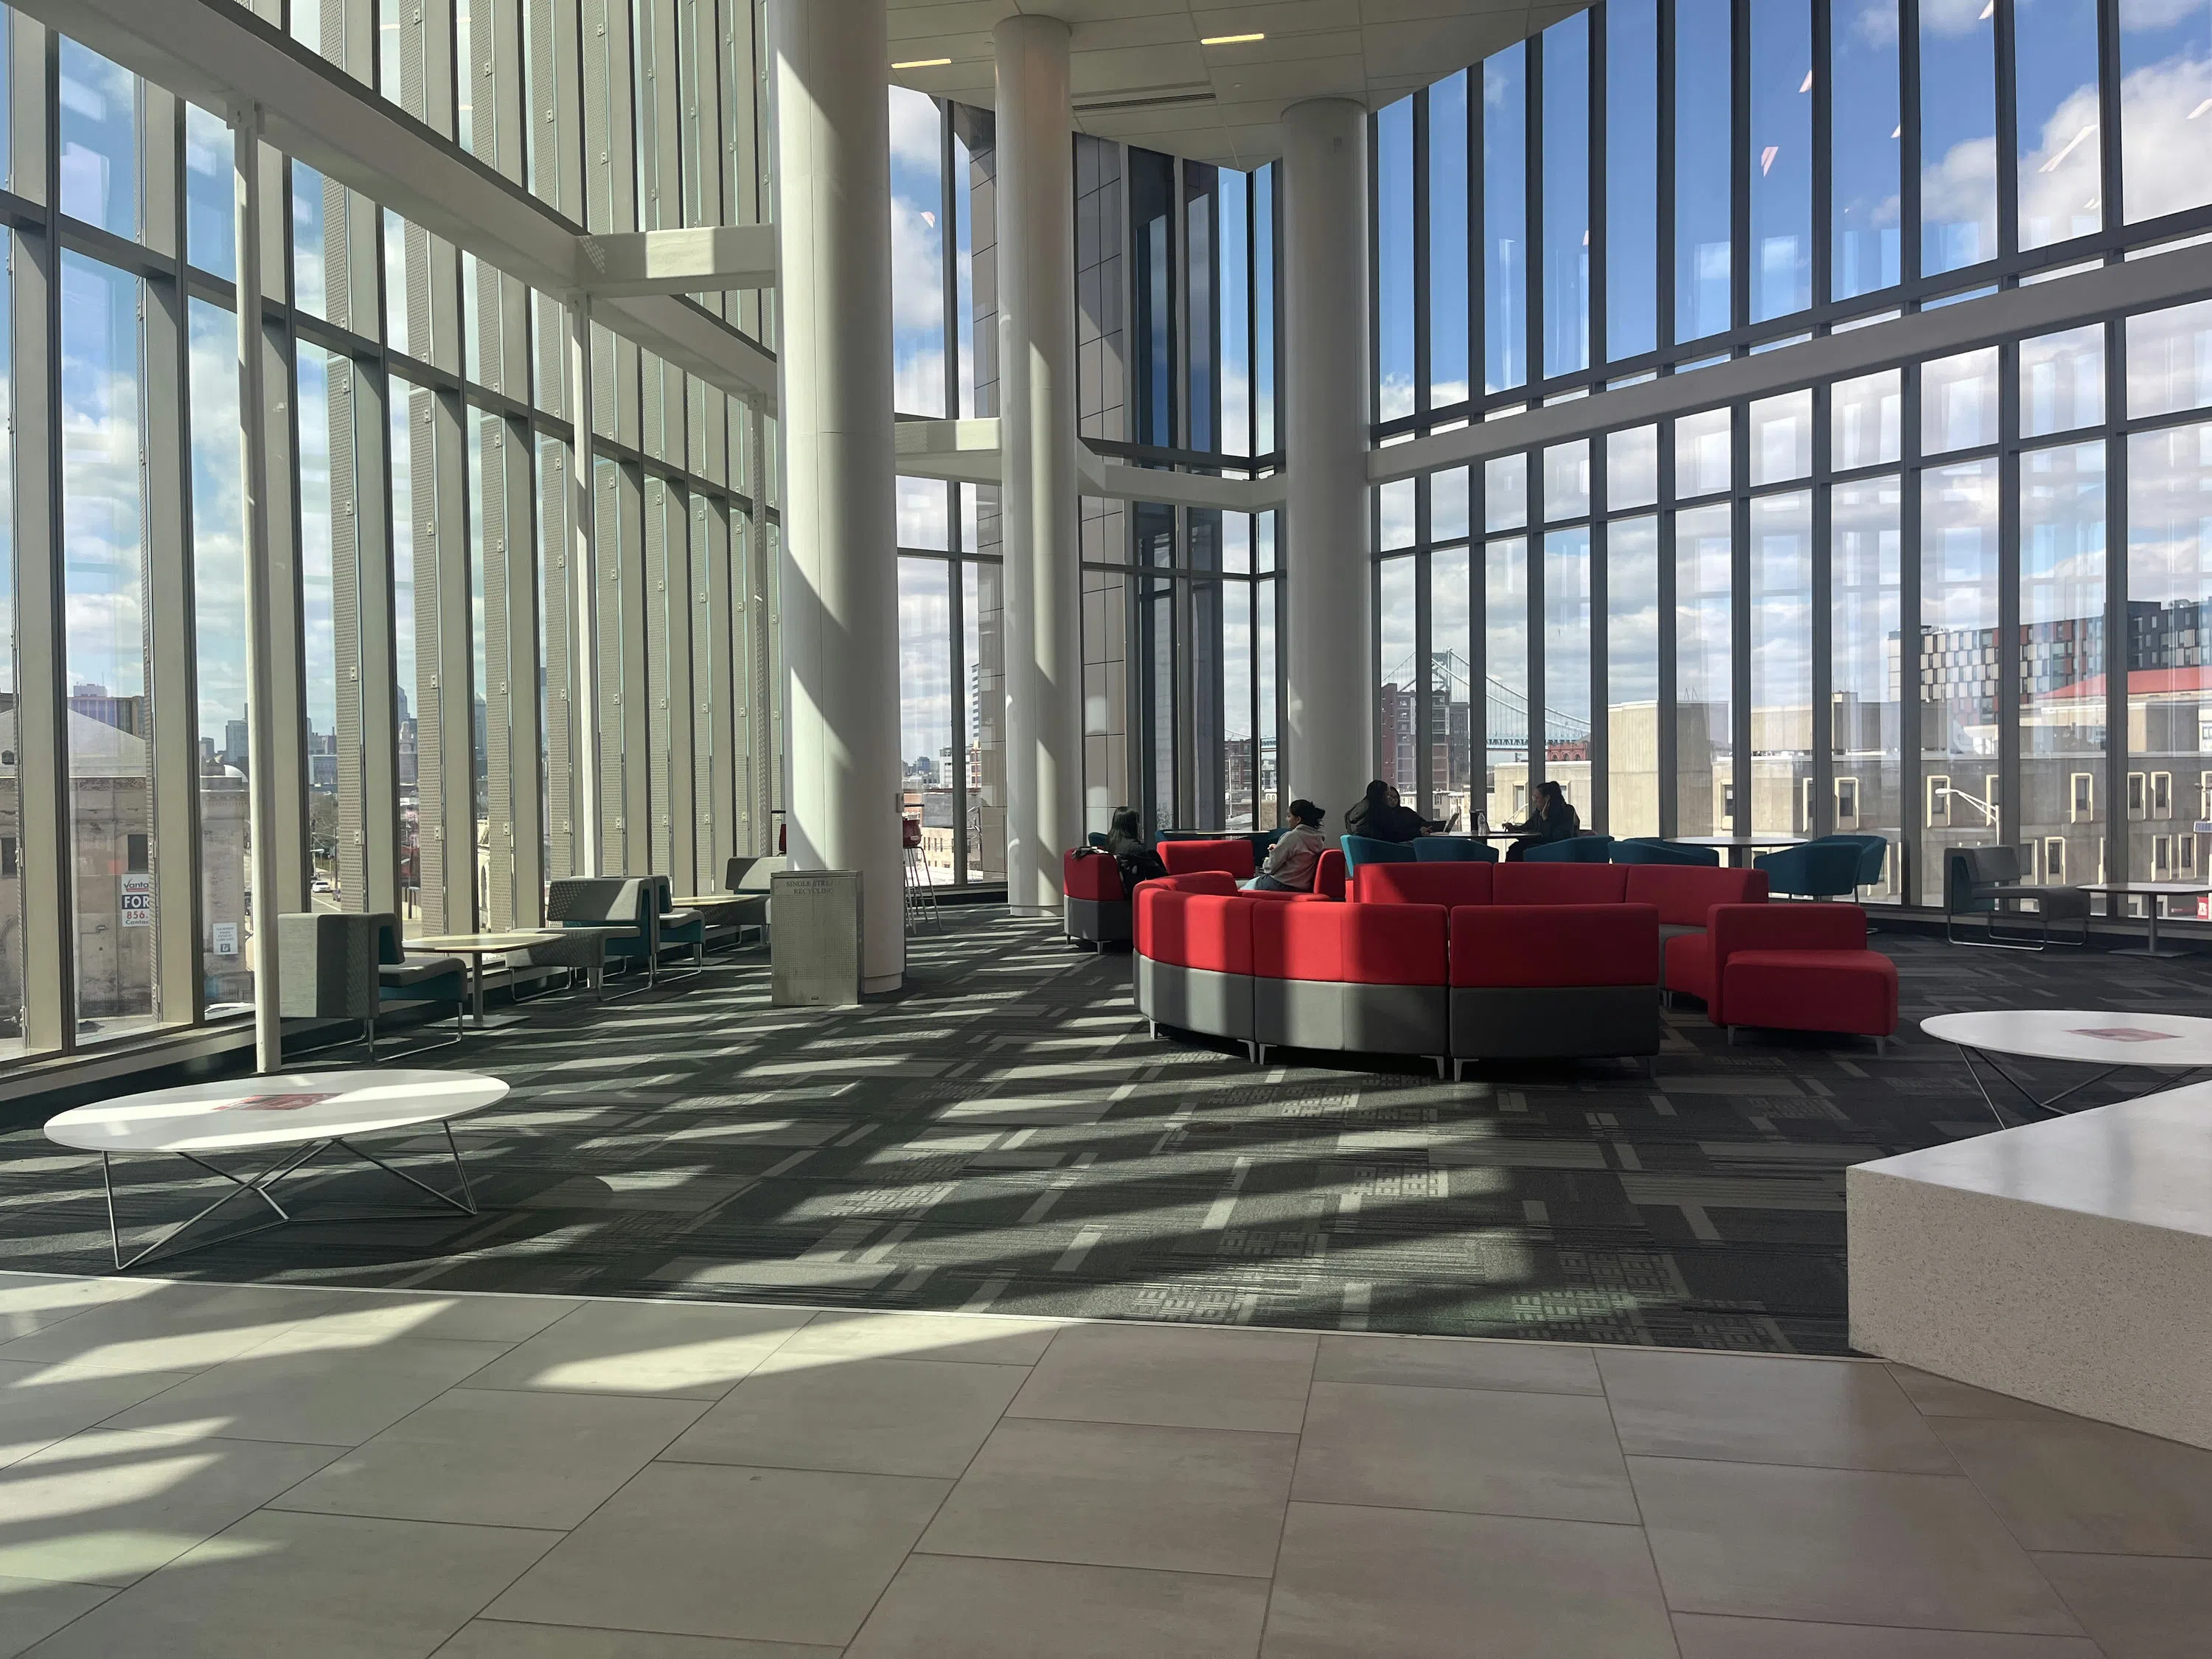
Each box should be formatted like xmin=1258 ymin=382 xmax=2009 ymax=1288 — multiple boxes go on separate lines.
xmin=863 ymin=972 xmax=903 ymax=995
xmin=1007 ymin=904 xmax=1060 ymax=920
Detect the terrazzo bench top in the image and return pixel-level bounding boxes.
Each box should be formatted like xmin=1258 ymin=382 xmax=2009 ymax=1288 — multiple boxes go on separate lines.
xmin=1852 ymin=1079 xmax=2212 ymax=1240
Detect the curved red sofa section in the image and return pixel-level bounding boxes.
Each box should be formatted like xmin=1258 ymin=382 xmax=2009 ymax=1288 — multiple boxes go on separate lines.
xmin=1062 ymin=848 xmax=1130 ymax=947
xmin=1127 ymin=857 xmax=1882 ymax=1068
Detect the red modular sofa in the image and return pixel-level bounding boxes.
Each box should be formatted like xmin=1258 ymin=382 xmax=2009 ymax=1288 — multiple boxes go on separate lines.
xmin=1704 ymin=902 xmax=1899 ymax=1049
xmin=1129 ymin=851 xmax=1891 ymax=1067
xmin=1159 ymin=839 xmax=1257 ymax=880
xmin=1062 ymin=849 xmax=1132 ymax=948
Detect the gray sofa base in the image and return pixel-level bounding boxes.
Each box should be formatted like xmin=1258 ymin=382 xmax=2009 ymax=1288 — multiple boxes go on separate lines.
xmin=1135 ymin=958 xmax=1254 ymax=1040
xmin=1254 ymin=978 xmax=1448 ymax=1062
xmin=1452 ymin=984 xmax=1659 ymax=1066
xmin=1065 ymin=896 xmax=1133 ymax=947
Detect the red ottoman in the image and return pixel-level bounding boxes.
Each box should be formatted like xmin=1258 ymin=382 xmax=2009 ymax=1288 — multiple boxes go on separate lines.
xmin=1706 ymin=903 xmax=1899 ymax=1052
xmin=1718 ymin=949 xmax=1899 ymax=1051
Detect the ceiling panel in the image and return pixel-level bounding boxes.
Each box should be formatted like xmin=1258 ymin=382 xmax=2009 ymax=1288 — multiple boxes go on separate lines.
xmin=884 ymin=0 xmax=1587 ymax=167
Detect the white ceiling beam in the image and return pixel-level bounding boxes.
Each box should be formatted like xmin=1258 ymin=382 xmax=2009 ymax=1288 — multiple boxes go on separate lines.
xmin=894 ymin=420 xmax=1290 ymax=513
xmin=577 ymin=226 xmax=779 ymax=296
xmin=1374 ymin=246 xmax=2212 ymax=484
xmin=30 ymin=0 xmax=779 ymax=408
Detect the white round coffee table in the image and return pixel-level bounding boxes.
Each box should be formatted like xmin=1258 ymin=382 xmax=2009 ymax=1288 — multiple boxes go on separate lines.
xmin=46 ymin=1070 xmax=508 ymax=1270
xmin=1921 ymin=1010 xmax=2212 ymax=1125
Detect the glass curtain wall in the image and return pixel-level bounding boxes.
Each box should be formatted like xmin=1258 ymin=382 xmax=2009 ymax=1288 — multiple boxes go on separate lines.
xmin=0 ymin=4 xmax=776 ymax=1065
xmin=1044 ymin=129 xmax=1280 ymax=838
xmin=1373 ymin=1 xmax=2212 ymax=907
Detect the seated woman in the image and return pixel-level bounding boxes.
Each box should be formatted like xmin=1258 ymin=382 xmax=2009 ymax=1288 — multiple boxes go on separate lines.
xmin=1502 ymin=780 xmax=1581 ymax=861
xmin=1247 ymin=800 xmax=1327 ymax=891
xmin=1344 ymin=780 xmax=1439 ymax=844
xmin=1102 ymin=805 xmax=1166 ymax=888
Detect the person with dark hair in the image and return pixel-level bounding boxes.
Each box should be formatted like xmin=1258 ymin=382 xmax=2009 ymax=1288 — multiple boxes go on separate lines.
xmin=1249 ymin=800 xmax=1327 ymax=891
xmin=1344 ymin=779 xmax=1439 ymax=843
xmin=1503 ymin=779 xmax=1581 ymax=860
xmin=1102 ymin=804 xmax=1166 ymax=890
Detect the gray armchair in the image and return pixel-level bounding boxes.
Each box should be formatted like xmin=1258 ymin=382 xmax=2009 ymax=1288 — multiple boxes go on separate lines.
xmin=721 ymin=855 xmax=782 ymax=943
xmin=276 ymin=911 xmax=465 ymax=1060
xmin=1944 ymin=846 xmax=2090 ymax=950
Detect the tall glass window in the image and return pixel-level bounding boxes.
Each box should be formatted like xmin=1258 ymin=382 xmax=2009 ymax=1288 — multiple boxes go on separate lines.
xmin=1675 ymin=0 xmax=1734 ymax=344
xmin=2118 ymin=0 xmax=2212 ymax=225
xmin=897 ymin=557 xmax=953 ymax=875
xmin=1430 ymin=72 xmax=1471 ymax=406
xmin=1486 ymin=536 xmax=1528 ymax=824
xmin=1484 ymin=45 xmax=1527 ymax=393
xmin=60 ymin=254 xmax=157 ymax=1040
xmin=1832 ymin=477 xmax=1902 ymax=894
xmin=2127 ymin=423 xmax=2212 ymax=874
xmin=1544 ymin=529 xmax=1593 ymax=810
xmin=1677 ymin=504 xmax=1733 ymax=831
xmin=1432 ymin=544 xmax=1472 ymax=824
xmin=296 ymin=346 xmax=344 ymax=908
xmin=888 ymin=86 xmax=947 ymax=418
xmin=1920 ymin=0 xmax=1999 ymax=274
xmin=2016 ymin=0 xmax=2105 ymax=251
xmin=1748 ymin=0 xmax=1813 ymax=322
xmin=2019 ymin=440 xmax=2107 ymax=883
xmin=1541 ymin=13 xmax=1590 ymax=378
xmin=1921 ymin=460 xmax=2003 ymax=870
xmin=1606 ymin=0 xmax=1660 ymax=361
xmin=1607 ymin=515 xmax=1660 ymax=835
xmin=1377 ymin=99 xmax=1415 ymax=420
xmin=1831 ymin=0 xmax=1901 ymax=299
xmin=1750 ymin=490 xmax=1813 ymax=835
xmin=1377 ymin=556 xmax=1419 ymax=798
xmin=58 ymin=41 xmax=137 ymax=240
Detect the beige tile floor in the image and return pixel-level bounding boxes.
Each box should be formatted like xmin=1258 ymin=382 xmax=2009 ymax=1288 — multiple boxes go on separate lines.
xmin=1 ymin=1270 xmax=2208 ymax=1658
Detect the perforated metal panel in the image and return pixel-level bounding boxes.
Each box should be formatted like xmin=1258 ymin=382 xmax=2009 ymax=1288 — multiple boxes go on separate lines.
xmin=644 ymin=475 xmax=675 ymax=878
xmin=595 ymin=458 xmax=627 ymax=873
xmin=539 ymin=436 xmax=574 ymax=881
xmin=480 ymin=415 xmax=515 ymax=931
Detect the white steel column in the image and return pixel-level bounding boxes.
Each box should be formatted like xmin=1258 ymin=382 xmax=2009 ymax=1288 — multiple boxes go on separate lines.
xmin=1281 ymin=99 xmax=1374 ymax=824
xmin=995 ymin=13 xmax=1081 ymax=917
xmin=769 ymin=0 xmax=903 ymax=990
xmin=235 ymin=105 xmax=284 ymax=1074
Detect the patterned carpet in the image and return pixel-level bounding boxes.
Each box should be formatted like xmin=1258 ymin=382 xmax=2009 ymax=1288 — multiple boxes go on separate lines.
xmin=4 ymin=909 xmax=2208 ymax=1356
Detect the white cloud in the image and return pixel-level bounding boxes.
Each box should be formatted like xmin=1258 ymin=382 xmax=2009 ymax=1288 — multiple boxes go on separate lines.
xmin=888 ymin=85 xmax=940 ymax=174
xmin=2118 ymin=51 xmax=2212 ymax=223
xmin=1919 ymin=0 xmax=1992 ymax=39
xmin=2119 ymin=0 xmax=2208 ymax=32
xmin=1919 ymin=135 xmax=1999 ymax=265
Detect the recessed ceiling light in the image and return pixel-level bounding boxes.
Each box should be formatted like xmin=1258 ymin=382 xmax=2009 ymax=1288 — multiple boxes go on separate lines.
xmin=1201 ymin=33 xmax=1266 ymax=46
xmin=891 ymin=57 xmax=952 ymax=69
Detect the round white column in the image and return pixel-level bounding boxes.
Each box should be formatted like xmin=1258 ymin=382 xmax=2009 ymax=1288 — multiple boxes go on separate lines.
xmin=995 ymin=14 xmax=1082 ymax=916
xmin=770 ymin=0 xmax=904 ymax=990
xmin=1281 ymin=98 xmax=1375 ymax=828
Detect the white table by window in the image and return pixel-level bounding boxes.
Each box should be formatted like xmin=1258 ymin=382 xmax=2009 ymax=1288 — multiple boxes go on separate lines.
xmin=2076 ymin=881 xmax=2212 ymax=959
xmin=44 ymin=1070 xmax=507 ymax=1269
xmin=1921 ymin=1009 xmax=2212 ymax=1126
xmin=1670 ymin=835 xmax=1809 ymax=869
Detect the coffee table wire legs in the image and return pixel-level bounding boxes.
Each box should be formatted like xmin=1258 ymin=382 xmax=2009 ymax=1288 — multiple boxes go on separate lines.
xmin=98 ymin=1122 xmax=478 ymax=1271
xmin=1951 ymin=1044 xmax=2212 ymax=1129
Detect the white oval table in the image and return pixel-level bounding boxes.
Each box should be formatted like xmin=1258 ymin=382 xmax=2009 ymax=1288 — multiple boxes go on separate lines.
xmin=46 ymin=1070 xmax=508 ymax=1270
xmin=1921 ymin=1009 xmax=2212 ymax=1125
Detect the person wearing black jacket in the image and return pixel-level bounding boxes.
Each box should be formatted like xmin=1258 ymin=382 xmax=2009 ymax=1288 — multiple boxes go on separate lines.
xmin=1102 ymin=805 xmax=1166 ymax=890
xmin=1502 ymin=780 xmax=1581 ymax=860
xmin=1345 ymin=780 xmax=1439 ymax=844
